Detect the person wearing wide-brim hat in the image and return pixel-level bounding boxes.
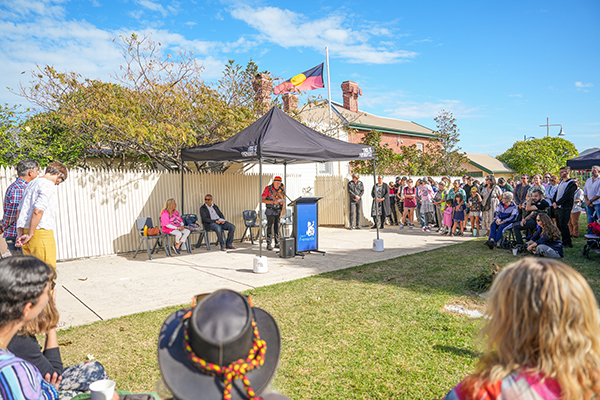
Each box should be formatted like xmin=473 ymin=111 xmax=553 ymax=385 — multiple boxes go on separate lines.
xmin=157 ymin=289 xmax=284 ymax=400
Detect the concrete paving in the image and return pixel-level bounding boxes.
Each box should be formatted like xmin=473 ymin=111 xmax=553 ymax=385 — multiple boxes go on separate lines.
xmin=55 ymin=227 xmax=473 ymax=328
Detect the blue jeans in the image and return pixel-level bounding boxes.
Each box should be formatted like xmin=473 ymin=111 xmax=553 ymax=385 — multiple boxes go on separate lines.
xmin=535 ymin=244 xmax=561 ymax=258
xmin=587 ymin=203 xmax=600 ymax=232
xmin=208 ymin=221 xmax=236 ymax=248
xmin=489 ymin=221 xmax=510 ymax=243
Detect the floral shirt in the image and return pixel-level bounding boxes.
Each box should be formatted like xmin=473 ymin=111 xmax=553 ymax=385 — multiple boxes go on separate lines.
xmin=468 ymin=194 xmax=483 ymax=213
xmin=160 ymin=209 xmax=183 ymax=234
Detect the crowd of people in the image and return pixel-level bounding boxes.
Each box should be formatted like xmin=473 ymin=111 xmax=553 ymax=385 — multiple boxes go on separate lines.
xmin=349 ymin=165 xmax=600 ymax=259
xmin=1 ymin=159 xmax=600 ymax=399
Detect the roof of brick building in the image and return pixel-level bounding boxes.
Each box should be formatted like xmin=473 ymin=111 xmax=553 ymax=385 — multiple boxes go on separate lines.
xmin=298 ymin=100 xmax=436 ymax=138
xmin=465 ymin=153 xmax=515 ymax=174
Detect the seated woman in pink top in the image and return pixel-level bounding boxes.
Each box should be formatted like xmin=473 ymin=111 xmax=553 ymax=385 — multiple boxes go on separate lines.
xmin=160 ymin=198 xmax=190 ymax=255
xmin=443 ymin=258 xmax=600 ymax=400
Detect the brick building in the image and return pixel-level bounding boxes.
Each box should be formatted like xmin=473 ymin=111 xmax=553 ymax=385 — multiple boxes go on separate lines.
xmin=289 ymin=80 xmax=437 ymax=154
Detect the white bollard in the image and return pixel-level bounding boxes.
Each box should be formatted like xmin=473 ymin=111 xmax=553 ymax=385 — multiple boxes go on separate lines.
xmin=253 ymin=256 xmax=269 ymax=273
xmin=373 ymin=238 xmax=384 ymax=252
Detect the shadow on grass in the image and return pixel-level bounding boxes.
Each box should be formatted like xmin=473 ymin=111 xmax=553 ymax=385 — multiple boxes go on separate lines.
xmin=433 ymin=345 xmax=481 ymax=359
xmin=315 ymin=216 xmax=600 ymax=302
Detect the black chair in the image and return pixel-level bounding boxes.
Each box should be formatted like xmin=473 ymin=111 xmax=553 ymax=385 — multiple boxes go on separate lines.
xmin=133 ymin=217 xmax=171 ymax=260
xmin=179 ymin=214 xmax=210 ymax=252
xmin=241 ymin=210 xmax=261 ymax=244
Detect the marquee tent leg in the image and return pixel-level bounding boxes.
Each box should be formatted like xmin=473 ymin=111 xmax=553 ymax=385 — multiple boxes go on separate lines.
xmin=259 ymin=158 xmax=263 ymax=258
xmin=373 ymin=158 xmax=379 ymax=240
xmin=180 ymin=156 xmax=185 ymax=213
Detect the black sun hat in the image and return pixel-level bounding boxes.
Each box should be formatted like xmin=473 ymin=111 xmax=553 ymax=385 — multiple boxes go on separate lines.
xmin=157 ymin=289 xmax=281 ymax=400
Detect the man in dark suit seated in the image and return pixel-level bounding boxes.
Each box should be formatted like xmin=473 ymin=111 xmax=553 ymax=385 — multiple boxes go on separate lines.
xmin=199 ymin=194 xmax=236 ymax=251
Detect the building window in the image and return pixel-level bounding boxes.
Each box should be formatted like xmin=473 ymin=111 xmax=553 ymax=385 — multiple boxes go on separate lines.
xmin=317 ymin=162 xmax=333 ymax=175
xmin=416 ymin=142 xmax=424 ymax=151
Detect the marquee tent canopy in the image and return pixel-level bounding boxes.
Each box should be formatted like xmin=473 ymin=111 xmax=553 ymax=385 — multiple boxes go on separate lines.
xmin=181 ymin=106 xmax=375 ymax=164
xmin=567 ymin=149 xmax=600 ymax=170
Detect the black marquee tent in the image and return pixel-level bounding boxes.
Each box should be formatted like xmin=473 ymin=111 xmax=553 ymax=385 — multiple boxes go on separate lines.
xmin=181 ymin=106 xmax=375 ymax=163
xmin=180 ymin=106 xmax=379 ymax=257
xmin=567 ymin=149 xmax=600 ymax=170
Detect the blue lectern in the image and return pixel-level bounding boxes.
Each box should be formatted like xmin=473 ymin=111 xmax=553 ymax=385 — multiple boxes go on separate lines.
xmin=290 ymin=196 xmax=325 ymax=257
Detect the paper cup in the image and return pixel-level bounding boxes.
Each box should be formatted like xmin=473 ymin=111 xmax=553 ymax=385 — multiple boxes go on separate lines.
xmin=512 ymin=248 xmax=518 ymax=256
xmin=90 ymin=379 xmax=116 ymax=400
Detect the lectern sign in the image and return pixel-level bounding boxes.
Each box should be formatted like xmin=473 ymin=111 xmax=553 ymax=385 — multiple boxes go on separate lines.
xmin=296 ymin=202 xmax=318 ymax=252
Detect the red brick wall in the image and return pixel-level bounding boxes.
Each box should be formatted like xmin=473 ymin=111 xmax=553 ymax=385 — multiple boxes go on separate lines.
xmin=347 ymin=129 xmax=435 ymax=154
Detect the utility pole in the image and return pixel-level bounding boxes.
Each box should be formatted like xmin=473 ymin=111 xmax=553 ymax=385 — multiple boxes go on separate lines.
xmin=539 ymin=117 xmax=564 ymax=137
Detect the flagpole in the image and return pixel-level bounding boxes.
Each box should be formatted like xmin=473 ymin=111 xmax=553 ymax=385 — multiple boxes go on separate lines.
xmin=325 ymin=46 xmax=332 ymax=127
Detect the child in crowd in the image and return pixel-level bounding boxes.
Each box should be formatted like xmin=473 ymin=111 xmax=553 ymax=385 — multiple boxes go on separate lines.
xmin=442 ymin=198 xmax=454 ymax=235
xmin=433 ymin=182 xmax=447 ymax=232
xmin=451 ymin=193 xmax=467 ymax=236
xmin=401 ymin=179 xmax=417 ymax=229
xmin=467 ymin=187 xmax=482 ymax=236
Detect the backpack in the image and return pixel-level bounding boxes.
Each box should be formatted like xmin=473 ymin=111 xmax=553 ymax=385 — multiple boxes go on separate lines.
xmin=589 ymin=221 xmax=600 ymax=236
xmin=181 ymin=214 xmax=198 ymax=226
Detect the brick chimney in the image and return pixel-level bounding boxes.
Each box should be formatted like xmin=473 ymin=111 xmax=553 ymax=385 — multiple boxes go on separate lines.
xmin=341 ymin=81 xmax=361 ymax=113
xmin=282 ymin=93 xmax=298 ymax=112
xmin=253 ymin=73 xmax=272 ymax=113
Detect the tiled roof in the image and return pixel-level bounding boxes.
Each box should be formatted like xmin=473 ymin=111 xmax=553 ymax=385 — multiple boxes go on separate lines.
xmin=465 ymin=153 xmax=515 ymax=174
xmin=298 ymin=101 xmax=436 ymax=138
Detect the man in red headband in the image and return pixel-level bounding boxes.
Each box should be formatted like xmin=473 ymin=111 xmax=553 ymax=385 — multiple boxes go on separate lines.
xmin=262 ymin=177 xmax=284 ymax=251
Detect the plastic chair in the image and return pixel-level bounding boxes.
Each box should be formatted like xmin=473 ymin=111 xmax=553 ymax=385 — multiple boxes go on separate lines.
xmin=133 ymin=217 xmax=171 ymax=260
xmin=241 ymin=210 xmax=261 ymax=244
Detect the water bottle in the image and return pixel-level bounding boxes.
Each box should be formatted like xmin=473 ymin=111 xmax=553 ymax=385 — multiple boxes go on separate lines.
xmin=143 ymin=225 xmax=148 ymax=236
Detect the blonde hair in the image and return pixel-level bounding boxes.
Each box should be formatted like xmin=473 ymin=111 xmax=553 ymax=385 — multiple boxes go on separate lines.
xmin=470 ymin=259 xmax=600 ymax=399
xmin=20 ymin=268 xmax=59 ymax=336
xmin=162 ymin=198 xmax=176 ymax=217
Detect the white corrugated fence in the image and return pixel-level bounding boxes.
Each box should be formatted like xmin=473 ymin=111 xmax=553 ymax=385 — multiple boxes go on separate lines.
xmin=0 ymin=167 xmax=302 ymax=261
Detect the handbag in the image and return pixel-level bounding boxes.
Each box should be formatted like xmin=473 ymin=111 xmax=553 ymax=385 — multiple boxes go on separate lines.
xmin=147 ymin=227 xmax=160 ymax=236
xmin=482 ymin=190 xmax=493 ymax=212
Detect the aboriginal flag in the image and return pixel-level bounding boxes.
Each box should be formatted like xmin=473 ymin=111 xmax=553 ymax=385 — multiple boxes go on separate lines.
xmin=273 ymin=63 xmax=324 ymax=95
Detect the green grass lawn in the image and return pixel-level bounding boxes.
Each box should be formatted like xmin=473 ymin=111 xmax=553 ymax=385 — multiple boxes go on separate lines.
xmin=55 ymin=218 xmax=600 ymax=399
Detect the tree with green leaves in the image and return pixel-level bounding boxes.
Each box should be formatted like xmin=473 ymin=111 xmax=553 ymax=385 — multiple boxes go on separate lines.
xmin=0 ymin=104 xmax=20 ymax=166
xmin=497 ymin=137 xmax=578 ymax=176
xmin=0 ymin=105 xmax=82 ymax=167
xmin=349 ymin=130 xmax=399 ymax=175
xmin=425 ymin=110 xmax=468 ymax=176
xmin=14 ymin=34 xmax=268 ymax=170
xmin=397 ymin=144 xmax=427 ymax=176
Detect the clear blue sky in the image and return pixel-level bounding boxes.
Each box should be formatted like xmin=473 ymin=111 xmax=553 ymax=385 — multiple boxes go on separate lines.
xmin=1 ymin=0 xmax=598 ymax=156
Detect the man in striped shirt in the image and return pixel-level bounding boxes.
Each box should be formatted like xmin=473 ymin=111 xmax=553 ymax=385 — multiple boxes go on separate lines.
xmin=0 ymin=160 xmax=39 ymax=256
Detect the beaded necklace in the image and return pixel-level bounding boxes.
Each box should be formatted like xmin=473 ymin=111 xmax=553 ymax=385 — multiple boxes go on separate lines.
xmin=183 ymin=319 xmax=267 ymax=400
